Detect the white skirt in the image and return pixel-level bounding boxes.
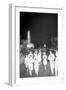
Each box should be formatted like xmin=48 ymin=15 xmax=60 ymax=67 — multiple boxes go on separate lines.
xmin=43 ymin=59 xmax=47 ymax=66
xmin=28 ymin=63 xmax=33 ymax=71
xmin=50 ymin=61 xmax=55 ymax=69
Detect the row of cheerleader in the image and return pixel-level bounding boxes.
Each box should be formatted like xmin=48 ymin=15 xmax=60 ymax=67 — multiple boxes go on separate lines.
xmin=23 ymin=49 xmax=58 ymax=76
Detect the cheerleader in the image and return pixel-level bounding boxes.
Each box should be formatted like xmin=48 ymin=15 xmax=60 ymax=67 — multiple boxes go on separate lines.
xmin=55 ymin=51 xmax=58 ymax=76
xmin=28 ymin=52 xmax=33 ymax=76
xmin=24 ymin=54 xmax=29 ymax=72
xmin=43 ymin=52 xmax=47 ymax=70
xmin=37 ymin=50 xmax=42 ymax=64
xmin=34 ymin=51 xmax=39 ymax=76
xmin=48 ymin=51 xmax=55 ymax=75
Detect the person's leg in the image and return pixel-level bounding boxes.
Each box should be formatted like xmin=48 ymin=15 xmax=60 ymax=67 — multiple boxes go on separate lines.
xmin=50 ymin=61 xmax=54 ymax=75
xmin=34 ymin=63 xmax=39 ymax=76
xmin=36 ymin=65 xmax=39 ymax=76
xmin=43 ymin=60 xmax=46 ymax=70
xmin=29 ymin=70 xmax=32 ymax=76
xmin=55 ymin=63 xmax=58 ymax=76
xmin=35 ymin=68 xmax=38 ymax=76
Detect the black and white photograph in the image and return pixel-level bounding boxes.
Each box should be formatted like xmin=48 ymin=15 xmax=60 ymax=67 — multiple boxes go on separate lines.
xmin=8 ymin=4 xmax=63 ymax=86
xmin=20 ymin=11 xmax=58 ymax=78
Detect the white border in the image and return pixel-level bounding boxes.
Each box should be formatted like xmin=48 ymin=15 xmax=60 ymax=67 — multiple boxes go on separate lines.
xmin=10 ymin=4 xmax=64 ymax=86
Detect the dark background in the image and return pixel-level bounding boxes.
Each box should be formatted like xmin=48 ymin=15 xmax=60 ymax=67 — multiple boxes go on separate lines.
xmin=20 ymin=12 xmax=58 ymax=47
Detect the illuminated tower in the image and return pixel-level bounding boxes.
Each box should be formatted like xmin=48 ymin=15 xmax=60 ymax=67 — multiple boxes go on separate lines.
xmin=27 ymin=30 xmax=34 ymax=48
xmin=27 ymin=30 xmax=31 ymax=43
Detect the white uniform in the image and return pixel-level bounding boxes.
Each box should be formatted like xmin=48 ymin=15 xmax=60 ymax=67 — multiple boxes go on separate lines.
xmin=28 ymin=63 xmax=33 ymax=76
xmin=34 ymin=60 xmax=39 ymax=76
xmin=48 ymin=52 xmax=55 ymax=75
xmin=43 ymin=53 xmax=47 ymax=70
xmin=24 ymin=55 xmax=30 ymax=72
xmin=28 ymin=52 xmax=33 ymax=76
xmin=34 ymin=52 xmax=39 ymax=76
xmin=37 ymin=51 xmax=42 ymax=63
xmin=55 ymin=51 xmax=58 ymax=76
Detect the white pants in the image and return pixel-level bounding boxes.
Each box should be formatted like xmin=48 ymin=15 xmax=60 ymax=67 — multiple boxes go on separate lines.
xmin=34 ymin=61 xmax=39 ymax=76
xmin=50 ymin=61 xmax=55 ymax=75
xmin=43 ymin=59 xmax=47 ymax=69
xmin=55 ymin=59 xmax=58 ymax=76
xmin=28 ymin=63 xmax=33 ymax=76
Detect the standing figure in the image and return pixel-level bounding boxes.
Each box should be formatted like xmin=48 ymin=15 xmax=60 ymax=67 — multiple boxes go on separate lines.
xmin=37 ymin=50 xmax=42 ymax=64
xmin=34 ymin=51 xmax=39 ymax=76
xmin=48 ymin=51 xmax=55 ymax=75
xmin=28 ymin=52 xmax=33 ymax=76
xmin=43 ymin=52 xmax=47 ymax=70
xmin=24 ymin=54 xmax=29 ymax=72
xmin=55 ymin=51 xmax=58 ymax=76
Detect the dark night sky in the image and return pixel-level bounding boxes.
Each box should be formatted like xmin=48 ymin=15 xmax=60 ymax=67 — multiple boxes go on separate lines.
xmin=20 ymin=12 xmax=58 ymax=46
